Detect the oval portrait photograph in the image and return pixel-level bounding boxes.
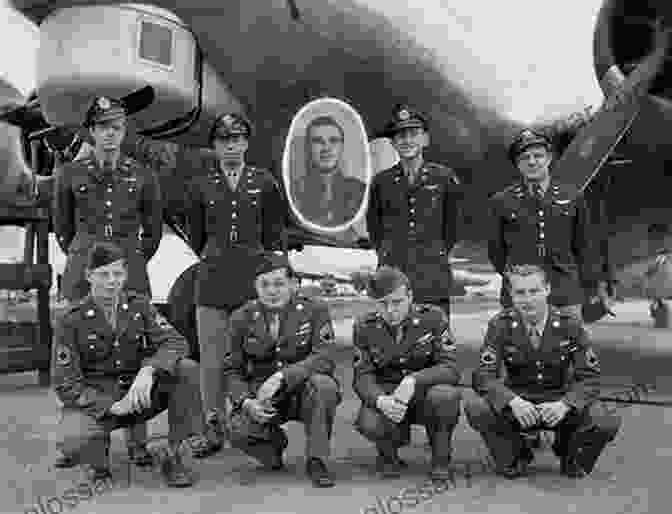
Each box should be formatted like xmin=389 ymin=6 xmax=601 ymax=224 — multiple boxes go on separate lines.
xmin=282 ymin=97 xmax=372 ymax=234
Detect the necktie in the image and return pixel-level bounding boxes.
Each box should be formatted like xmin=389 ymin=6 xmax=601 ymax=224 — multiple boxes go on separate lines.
xmin=531 ymin=183 xmax=543 ymax=200
xmin=269 ymin=313 xmax=280 ymax=340
xmin=529 ymin=324 xmax=541 ymax=349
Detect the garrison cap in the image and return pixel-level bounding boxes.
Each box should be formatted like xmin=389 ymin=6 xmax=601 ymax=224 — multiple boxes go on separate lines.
xmin=379 ymin=104 xmax=428 ymax=138
xmin=508 ymin=129 xmax=552 ymax=163
xmin=86 ymin=242 xmax=126 ymax=270
xmin=255 ymin=252 xmax=294 ymax=278
xmin=367 ymin=266 xmax=410 ymax=299
xmin=210 ymin=112 xmax=253 ymax=143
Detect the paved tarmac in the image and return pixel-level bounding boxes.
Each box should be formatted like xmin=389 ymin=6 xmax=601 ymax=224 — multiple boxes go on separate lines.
xmin=2 ymin=299 xmax=671 ymax=514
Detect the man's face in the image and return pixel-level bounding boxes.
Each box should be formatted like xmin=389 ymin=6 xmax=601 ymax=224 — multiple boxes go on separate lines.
xmin=509 ymin=271 xmax=550 ymax=323
xmin=516 ymin=145 xmax=552 ymax=183
xmin=391 ymin=127 xmax=428 ymax=160
xmin=376 ymin=285 xmax=412 ymax=326
xmin=308 ymin=124 xmax=344 ymax=173
xmin=255 ymin=268 xmax=296 ymax=310
xmin=214 ymin=133 xmax=249 ymax=164
xmin=90 ymin=118 xmax=127 ymax=153
xmin=85 ymin=259 xmax=127 ymax=301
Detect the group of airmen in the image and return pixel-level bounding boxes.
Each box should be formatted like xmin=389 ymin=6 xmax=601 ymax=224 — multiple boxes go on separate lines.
xmin=49 ymin=93 xmax=620 ymax=490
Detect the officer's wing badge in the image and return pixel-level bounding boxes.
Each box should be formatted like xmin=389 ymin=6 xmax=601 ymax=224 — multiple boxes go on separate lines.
xmin=585 ymin=347 xmax=601 ymax=370
xmin=56 ymin=345 xmax=73 ymax=366
xmin=319 ymin=322 xmax=335 ymax=344
xmin=480 ymin=346 xmax=497 ymax=366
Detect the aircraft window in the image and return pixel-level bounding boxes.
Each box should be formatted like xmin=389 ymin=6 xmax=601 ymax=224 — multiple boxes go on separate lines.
xmin=139 ymin=20 xmax=173 ymax=68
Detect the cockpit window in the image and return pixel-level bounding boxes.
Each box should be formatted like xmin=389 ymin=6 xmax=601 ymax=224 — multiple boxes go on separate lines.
xmin=139 ymin=20 xmax=173 ymax=68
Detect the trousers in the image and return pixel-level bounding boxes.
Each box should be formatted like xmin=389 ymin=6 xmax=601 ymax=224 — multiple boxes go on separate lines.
xmin=355 ymin=384 xmax=461 ymax=465
xmin=196 ymin=305 xmax=231 ymax=416
xmin=464 ymin=392 xmax=621 ymax=473
xmin=228 ymin=374 xmax=341 ymax=461
xmin=57 ymin=359 xmax=204 ymax=468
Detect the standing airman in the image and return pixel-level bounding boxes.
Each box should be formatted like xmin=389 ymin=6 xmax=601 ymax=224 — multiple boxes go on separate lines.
xmin=52 ymin=95 xmax=163 ymax=466
xmin=185 ymin=112 xmax=286 ymax=454
xmin=367 ymin=105 xmax=462 ymax=323
xmin=488 ymin=129 xmax=608 ymax=319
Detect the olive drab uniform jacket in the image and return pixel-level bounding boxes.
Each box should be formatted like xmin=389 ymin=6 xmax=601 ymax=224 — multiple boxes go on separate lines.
xmin=366 ymin=163 xmax=462 ymax=303
xmin=352 ymin=304 xmax=460 ymax=409
xmin=185 ymin=163 xmax=285 ymax=310
xmin=51 ymin=291 xmax=189 ymax=420
xmin=222 ymin=295 xmax=337 ymax=410
xmin=488 ymin=179 xmax=602 ymax=307
xmin=472 ymin=307 xmax=602 ymax=413
xmin=53 ymin=155 xmax=163 ymax=301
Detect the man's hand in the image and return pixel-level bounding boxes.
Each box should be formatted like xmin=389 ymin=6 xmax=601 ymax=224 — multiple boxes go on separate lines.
xmin=257 ymin=372 xmax=284 ymax=403
xmin=109 ymin=367 xmax=155 ymax=416
xmin=537 ymin=401 xmax=571 ymax=427
xmin=508 ymin=397 xmax=540 ymax=429
xmin=393 ymin=376 xmax=416 ymax=406
xmin=376 ymin=395 xmax=407 ymax=424
xmin=243 ymin=398 xmax=277 ymax=424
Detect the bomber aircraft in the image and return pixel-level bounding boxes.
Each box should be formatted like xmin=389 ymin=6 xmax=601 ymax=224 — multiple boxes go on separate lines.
xmin=2 ymin=1 xmax=672 ymax=512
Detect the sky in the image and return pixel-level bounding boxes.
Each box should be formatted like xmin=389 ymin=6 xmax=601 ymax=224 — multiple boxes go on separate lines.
xmin=362 ymin=0 xmax=605 ymax=124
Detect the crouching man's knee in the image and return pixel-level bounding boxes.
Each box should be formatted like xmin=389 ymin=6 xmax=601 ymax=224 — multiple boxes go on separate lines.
xmin=424 ymin=384 xmax=461 ymax=422
xmin=355 ymin=405 xmax=391 ymax=442
xmin=306 ymin=374 xmax=341 ymax=407
xmin=463 ymin=392 xmax=497 ymax=432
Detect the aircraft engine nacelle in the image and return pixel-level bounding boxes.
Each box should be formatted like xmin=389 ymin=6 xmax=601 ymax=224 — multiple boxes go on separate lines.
xmin=35 ymin=4 xmax=243 ymax=147
xmin=593 ymin=1 xmax=672 ymax=152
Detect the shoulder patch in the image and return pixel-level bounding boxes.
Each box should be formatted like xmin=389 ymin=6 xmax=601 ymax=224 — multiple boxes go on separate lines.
xmin=55 ymin=345 xmax=73 ymax=366
xmin=319 ymin=322 xmax=335 ymax=344
xmin=585 ymin=346 xmax=600 ymax=370
xmin=480 ymin=346 xmax=497 ymax=366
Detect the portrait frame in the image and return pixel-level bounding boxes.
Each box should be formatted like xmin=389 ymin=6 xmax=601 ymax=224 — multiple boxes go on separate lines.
xmin=282 ymin=97 xmax=372 ymax=235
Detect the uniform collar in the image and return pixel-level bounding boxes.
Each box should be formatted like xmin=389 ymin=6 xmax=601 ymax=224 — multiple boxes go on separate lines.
xmin=522 ymin=307 xmax=549 ymax=335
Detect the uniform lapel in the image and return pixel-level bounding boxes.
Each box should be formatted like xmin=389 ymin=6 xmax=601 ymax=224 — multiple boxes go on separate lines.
xmin=115 ymin=291 xmax=132 ymax=338
xmin=82 ymin=296 xmax=114 ymax=339
xmin=84 ymin=158 xmax=105 ymax=184
xmin=280 ymin=298 xmax=304 ymax=346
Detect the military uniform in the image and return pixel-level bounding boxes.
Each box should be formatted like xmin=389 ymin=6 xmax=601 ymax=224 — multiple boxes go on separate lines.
xmin=223 ymin=295 xmax=340 ymax=467
xmin=185 ymin=112 xmax=286 ymax=439
xmin=465 ymin=307 xmax=621 ymax=475
xmin=295 ymin=169 xmax=366 ymax=227
xmin=185 ymin=159 xmax=285 ymax=309
xmin=53 ymin=97 xmax=162 ymax=302
xmin=52 ymin=291 xmax=204 ymax=470
xmin=353 ymin=304 xmax=461 ymax=469
xmin=489 ymin=130 xmax=602 ymax=311
xmin=367 ymin=106 xmax=462 ymax=318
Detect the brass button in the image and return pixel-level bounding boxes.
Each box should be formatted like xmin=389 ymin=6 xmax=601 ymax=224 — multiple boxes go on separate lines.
xmin=537 ymin=374 xmax=543 ymax=381
xmin=276 ymin=361 xmax=284 ymax=368
xmin=538 ymin=210 xmax=544 ymax=216
xmin=115 ymin=360 xmax=122 ymax=367
xmin=107 ymin=187 xmax=113 ymax=193
xmin=105 ymin=200 xmax=112 ymax=207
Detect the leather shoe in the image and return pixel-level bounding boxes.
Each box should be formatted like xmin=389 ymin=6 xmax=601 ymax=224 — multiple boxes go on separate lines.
xmin=497 ymin=446 xmax=534 ymax=479
xmin=306 ymin=458 xmax=335 ymax=488
xmin=561 ymin=456 xmax=588 ymax=478
xmin=54 ymin=452 xmax=76 ymax=469
xmin=86 ymin=466 xmax=113 ymax=482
